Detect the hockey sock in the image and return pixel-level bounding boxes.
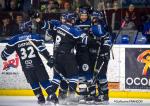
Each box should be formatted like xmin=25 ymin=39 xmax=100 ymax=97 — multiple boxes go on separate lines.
xmin=97 ymin=79 xmax=108 ymax=95
xmin=30 ymin=82 xmax=45 ymax=101
xmin=40 ymin=80 xmax=54 ymax=95
xmin=60 ymin=80 xmax=68 ymax=91
xmin=69 ymin=78 xmax=78 ymax=93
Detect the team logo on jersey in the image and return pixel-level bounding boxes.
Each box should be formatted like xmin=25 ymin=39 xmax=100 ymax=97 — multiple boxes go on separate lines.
xmin=82 ymin=64 xmax=89 ymax=71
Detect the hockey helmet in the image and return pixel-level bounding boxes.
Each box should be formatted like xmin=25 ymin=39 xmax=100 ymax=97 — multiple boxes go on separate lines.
xmin=20 ymin=21 xmax=32 ymax=32
xmin=91 ymin=10 xmax=104 ymax=21
xmin=63 ymin=12 xmax=76 ymax=23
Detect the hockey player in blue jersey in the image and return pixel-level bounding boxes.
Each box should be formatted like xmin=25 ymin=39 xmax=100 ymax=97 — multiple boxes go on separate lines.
xmin=41 ymin=13 xmax=70 ymax=101
xmin=43 ymin=12 xmax=88 ymax=105
xmin=76 ymin=8 xmax=91 ymax=33
xmin=75 ymin=8 xmax=93 ymax=103
xmin=1 ymin=21 xmax=54 ymax=105
xmin=87 ymin=10 xmax=111 ymax=104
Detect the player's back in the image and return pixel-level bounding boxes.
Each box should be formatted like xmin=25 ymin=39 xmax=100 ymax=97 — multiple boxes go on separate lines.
xmin=8 ymin=32 xmax=44 ymax=69
xmin=54 ymin=23 xmax=84 ymax=54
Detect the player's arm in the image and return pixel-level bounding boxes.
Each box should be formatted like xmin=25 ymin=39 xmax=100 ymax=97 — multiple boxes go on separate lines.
xmin=72 ymin=27 xmax=88 ymax=45
xmin=42 ymin=19 xmax=61 ymax=40
xmin=1 ymin=40 xmax=15 ymax=61
xmin=32 ymin=36 xmax=54 ymax=68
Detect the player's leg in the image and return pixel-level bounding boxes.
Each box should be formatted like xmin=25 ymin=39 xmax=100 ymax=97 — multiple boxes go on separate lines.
xmin=95 ymin=60 xmax=109 ymax=104
xmin=77 ymin=52 xmax=93 ymax=104
xmin=59 ymin=79 xmax=68 ymax=100
xmin=64 ymin=54 xmax=79 ymax=104
xmin=30 ymin=82 xmax=45 ymax=104
xmin=23 ymin=70 xmax=45 ymax=104
xmin=84 ymin=52 xmax=97 ymax=104
xmin=37 ymin=65 xmax=61 ymax=105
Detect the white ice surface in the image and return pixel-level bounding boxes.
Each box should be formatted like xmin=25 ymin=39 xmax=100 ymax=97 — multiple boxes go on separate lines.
xmin=0 ymin=96 xmax=150 ymax=106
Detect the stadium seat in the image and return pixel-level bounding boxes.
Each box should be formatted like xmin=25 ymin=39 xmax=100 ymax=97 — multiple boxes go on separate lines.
xmin=121 ymin=35 xmax=129 ymax=44
xmin=135 ymin=36 xmax=147 ymax=44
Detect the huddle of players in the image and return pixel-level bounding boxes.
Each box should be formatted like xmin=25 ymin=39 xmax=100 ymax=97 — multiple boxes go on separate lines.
xmin=1 ymin=8 xmax=111 ymax=105
xmin=42 ymin=8 xmax=111 ymax=105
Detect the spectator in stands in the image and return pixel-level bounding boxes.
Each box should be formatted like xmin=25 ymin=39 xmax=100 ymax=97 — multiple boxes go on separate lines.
xmin=106 ymin=2 xmax=112 ymax=10
xmin=124 ymin=4 xmax=137 ymax=30
xmin=3 ymin=0 xmax=23 ymax=11
xmin=143 ymin=18 xmax=150 ymax=44
xmin=111 ymin=1 xmax=121 ymax=30
xmin=10 ymin=0 xmax=18 ymax=11
xmin=0 ymin=16 xmax=12 ymax=36
xmin=57 ymin=0 xmax=64 ymax=8
xmin=11 ymin=14 xmax=24 ymax=35
xmin=72 ymin=0 xmax=91 ymax=10
xmin=97 ymin=2 xmax=104 ymax=11
xmin=0 ymin=0 xmax=4 ymax=9
xmin=61 ymin=1 xmax=71 ymax=12
xmin=46 ymin=0 xmax=60 ymax=13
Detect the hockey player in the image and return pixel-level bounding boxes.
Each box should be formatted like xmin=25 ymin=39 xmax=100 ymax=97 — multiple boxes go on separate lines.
xmin=87 ymin=10 xmax=111 ymax=104
xmin=41 ymin=13 xmax=69 ymax=101
xmin=44 ymin=12 xmax=88 ymax=105
xmin=1 ymin=21 xmax=54 ymax=105
xmin=75 ymin=8 xmax=93 ymax=103
xmin=76 ymin=8 xmax=91 ymax=33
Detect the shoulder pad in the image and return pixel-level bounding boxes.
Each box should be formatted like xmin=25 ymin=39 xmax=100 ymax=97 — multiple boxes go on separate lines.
xmin=91 ymin=25 xmax=106 ymax=37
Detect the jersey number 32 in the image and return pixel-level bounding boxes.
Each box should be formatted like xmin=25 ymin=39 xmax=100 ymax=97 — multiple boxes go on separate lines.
xmin=20 ymin=46 xmax=36 ymax=60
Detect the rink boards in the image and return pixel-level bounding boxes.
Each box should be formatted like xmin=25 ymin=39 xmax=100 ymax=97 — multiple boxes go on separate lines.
xmin=0 ymin=43 xmax=150 ymax=98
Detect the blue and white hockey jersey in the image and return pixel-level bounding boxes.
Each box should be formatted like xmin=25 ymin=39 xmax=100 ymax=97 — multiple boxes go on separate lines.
xmin=1 ymin=32 xmax=50 ymax=69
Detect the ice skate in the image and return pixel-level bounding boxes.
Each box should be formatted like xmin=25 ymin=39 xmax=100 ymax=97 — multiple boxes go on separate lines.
xmin=79 ymin=95 xmax=87 ymax=104
xmin=65 ymin=93 xmax=79 ymax=105
xmin=58 ymin=90 xmax=68 ymax=105
xmin=85 ymin=95 xmax=95 ymax=104
xmin=37 ymin=94 xmax=45 ymax=105
xmin=94 ymin=94 xmax=109 ymax=105
xmin=46 ymin=94 xmax=59 ymax=105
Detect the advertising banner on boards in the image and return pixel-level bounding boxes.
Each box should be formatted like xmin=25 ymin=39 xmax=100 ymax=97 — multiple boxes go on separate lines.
xmin=125 ymin=48 xmax=150 ymax=89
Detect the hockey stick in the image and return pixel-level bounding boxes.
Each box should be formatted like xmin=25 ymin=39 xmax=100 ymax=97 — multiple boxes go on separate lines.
xmin=53 ymin=67 xmax=81 ymax=95
xmin=133 ymin=30 xmax=139 ymax=44
xmin=92 ymin=61 xmax=104 ymax=85
xmin=93 ymin=46 xmax=101 ymax=73
xmin=27 ymin=38 xmax=81 ymax=95
xmin=110 ymin=20 xmax=126 ymax=50
xmin=91 ymin=20 xmax=126 ymax=89
xmin=102 ymin=1 xmax=114 ymax=60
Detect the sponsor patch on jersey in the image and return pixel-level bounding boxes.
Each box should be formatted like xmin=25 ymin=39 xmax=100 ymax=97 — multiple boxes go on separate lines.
xmin=82 ymin=64 xmax=89 ymax=71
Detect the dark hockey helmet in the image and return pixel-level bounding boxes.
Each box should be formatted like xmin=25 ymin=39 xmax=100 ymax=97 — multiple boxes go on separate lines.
xmin=64 ymin=12 xmax=76 ymax=24
xmin=79 ymin=8 xmax=88 ymax=15
xmin=60 ymin=12 xmax=68 ymax=23
xmin=28 ymin=9 xmax=40 ymax=19
xmin=20 ymin=21 xmax=32 ymax=32
xmin=91 ymin=10 xmax=104 ymax=20
xmin=79 ymin=8 xmax=89 ymax=22
xmin=91 ymin=10 xmax=104 ymax=22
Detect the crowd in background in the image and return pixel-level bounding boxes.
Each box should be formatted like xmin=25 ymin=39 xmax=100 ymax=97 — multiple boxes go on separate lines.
xmin=0 ymin=0 xmax=150 ymax=44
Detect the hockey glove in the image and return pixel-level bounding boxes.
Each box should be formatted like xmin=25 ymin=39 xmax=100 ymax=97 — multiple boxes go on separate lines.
xmin=1 ymin=51 xmax=7 ymax=61
xmin=99 ymin=52 xmax=110 ymax=61
xmin=47 ymin=55 xmax=54 ymax=68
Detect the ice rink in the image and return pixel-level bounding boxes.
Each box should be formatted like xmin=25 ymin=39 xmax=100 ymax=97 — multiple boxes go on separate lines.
xmin=0 ymin=96 xmax=150 ymax=106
